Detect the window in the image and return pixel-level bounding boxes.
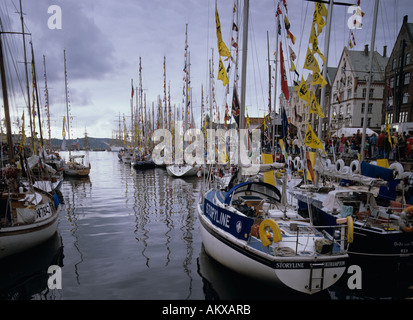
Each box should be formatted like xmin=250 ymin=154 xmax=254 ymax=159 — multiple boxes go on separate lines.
xmin=392 ymin=58 xmax=396 ymax=70
xmin=403 ymin=92 xmax=409 ymax=104
xmin=406 ymin=53 xmax=411 ymax=65
xmin=367 ymin=118 xmax=371 ymax=126
xmin=361 ymin=103 xmax=365 ymax=113
xmin=390 ymin=77 xmax=394 ymax=88
xmin=346 ymin=104 xmax=351 ymax=115
xmin=388 ymin=113 xmax=393 ymax=123
xmin=389 ymin=96 xmax=394 ymax=107
xmin=368 ymin=103 xmax=373 ymax=113
xmin=369 ymin=89 xmax=374 ymax=98
xmin=347 ymin=88 xmax=352 ymax=99
xmin=400 ymin=111 xmax=408 ymax=123
xmin=362 ymin=88 xmax=366 ymax=98
xmin=405 ymin=72 xmax=410 ymax=85
xmin=399 ymin=56 xmax=402 ymax=68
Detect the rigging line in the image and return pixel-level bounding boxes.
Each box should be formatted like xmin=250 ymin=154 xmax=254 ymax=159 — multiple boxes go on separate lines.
xmin=249 ymin=14 xmax=265 ymax=113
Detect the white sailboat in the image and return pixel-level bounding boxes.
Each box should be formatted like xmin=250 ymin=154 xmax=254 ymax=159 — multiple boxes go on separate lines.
xmin=167 ymin=24 xmax=200 ymax=177
xmin=0 ymin=5 xmax=61 ymax=259
xmin=62 ymin=50 xmax=91 ymax=177
xmin=197 ymin=0 xmax=351 ymax=295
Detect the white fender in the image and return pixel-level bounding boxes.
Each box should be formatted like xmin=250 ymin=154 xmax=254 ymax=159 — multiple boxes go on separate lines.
xmin=389 ymin=162 xmax=404 ymax=179
xmin=336 ymin=159 xmax=345 ymax=173
xmin=349 ymin=160 xmax=360 ymax=174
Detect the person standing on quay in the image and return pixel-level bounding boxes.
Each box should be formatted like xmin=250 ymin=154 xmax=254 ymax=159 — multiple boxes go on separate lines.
xmin=369 ymin=133 xmax=377 ymax=159
xmin=377 ymin=131 xmax=385 ymax=158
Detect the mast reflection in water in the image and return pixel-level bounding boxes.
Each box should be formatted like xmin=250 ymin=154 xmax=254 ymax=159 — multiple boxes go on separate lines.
xmin=1 ymin=152 xmax=413 ymax=300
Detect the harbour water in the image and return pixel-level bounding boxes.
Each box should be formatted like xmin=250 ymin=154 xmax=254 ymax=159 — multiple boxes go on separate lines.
xmin=1 ymin=151 xmax=413 ymax=301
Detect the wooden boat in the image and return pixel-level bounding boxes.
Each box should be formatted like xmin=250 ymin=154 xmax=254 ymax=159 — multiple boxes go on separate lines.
xmin=63 ymin=155 xmax=91 ymax=177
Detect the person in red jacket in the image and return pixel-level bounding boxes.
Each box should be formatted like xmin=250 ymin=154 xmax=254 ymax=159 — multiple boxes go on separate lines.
xmin=406 ymin=134 xmax=413 ymax=159
xmin=377 ymin=131 xmax=385 ymax=158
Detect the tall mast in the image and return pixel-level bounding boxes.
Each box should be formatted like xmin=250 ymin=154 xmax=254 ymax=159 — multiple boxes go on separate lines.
xmin=19 ymin=0 xmax=34 ymax=150
xmin=239 ymin=0 xmax=249 ymax=131
xmin=64 ymin=49 xmax=71 ymax=156
xmin=317 ymin=0 xmax=334 ymax=140
xmin=184 ymin=24 xmax=189 ymax=132
xmin=0 ymin=27 xmax=14 ymax=164
xmin=361 ymin=0 xmax=379 ymax=162
xmin=30 ymin=42 xmax=44 ymax=153
xmin=43 ymin=55 xmax=51 ymax=148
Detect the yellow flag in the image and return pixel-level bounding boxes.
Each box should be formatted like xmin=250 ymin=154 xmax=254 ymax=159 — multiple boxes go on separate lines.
xmin=215 ymin=3 xmax=231 ymax=59
xmin=309 ymin=93 xmax=325 ymax=118
xmin=304 ymin=47 xmax=320 ymax=73
xmin=246 ymin=111 xmax=250 ymax=130
xmin=385 ymin=114 xmax=392 ymax=149
xmin=218 ymin=55 xmax=229 ymax=86
xmin=315 ymin=2 xmax=328 ymax=18
xmin=298 ymin=76 xmax=311 ymax=106
xmin=312 ymin=71 xmax=327 ymax=88
xmin=304 ymin=124 xmax=325 ymax=153
xmin=62 ymin=116 xmax=66 ymax=138
xmin=309 ymin=23 xmax=317 ymax=45
xmin=313 ymin=9 xmax=326 ymax=34
xmin=289 ymin=60 xmax=296 ymax=72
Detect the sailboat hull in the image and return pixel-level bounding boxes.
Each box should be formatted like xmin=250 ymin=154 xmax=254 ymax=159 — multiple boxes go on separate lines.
xmin=197 ymin=192 xmax=347 ymax=295
xmin=0 ymin=190 xmax=60 ymax=259
xmin=166 ymin=164 xmax=199 ymax=177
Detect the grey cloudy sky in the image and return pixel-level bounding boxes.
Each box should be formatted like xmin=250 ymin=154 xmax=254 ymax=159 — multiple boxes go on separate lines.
xmin=1 ymin=0 xmax=413 ymax=139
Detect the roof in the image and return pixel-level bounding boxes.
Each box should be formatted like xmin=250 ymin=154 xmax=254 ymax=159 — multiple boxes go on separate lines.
xmin=345 ymin=48 xmax=388 ymax=81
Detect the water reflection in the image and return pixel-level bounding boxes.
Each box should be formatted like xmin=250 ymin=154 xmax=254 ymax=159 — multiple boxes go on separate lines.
xmin=0 ymin=232 xmax=64 ymax=300
xmin=62 ymin=176 xmax=92 ymax=285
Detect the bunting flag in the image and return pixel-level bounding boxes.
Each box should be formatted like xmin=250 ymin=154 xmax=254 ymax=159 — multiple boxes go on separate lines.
xmin=304 ymin=124 xmax=325 ymax=153
xmin=298 ymin=76 xmax=311 ymax=106
xmin=231 ymin=86 xmax=240 ymax=127
xmin=131 ymin=82 xmax=134 ymax=98
xmin=284 ymin=15 xmax=290 ymax=30
xmin=218 ymin=56 xmax=229 ymax=86
xmin=62 ymin=116 xmax=66 ymax=138
xmin=289 ymin=45 xmax=296 ymax=61
xmin=279 ymin=42 xmax=289 ymax=100
xmin=303 ymin=47 xmax=320 ymax=73
xmin=309 ymin=93 xmax=325 ymax=118
xmin=231 ymin=37 xmax=238 ymax=49
xmin=232 ymin=22 xmax=238 ymax=31
xmin=349 ymin=39 xmax=354 ymax=49
xmin=385 ymin=114 xmax=392 ymax=149
xmin=215 ymin=2 xmax=231 ymax=59
xmin=287 ymin=30 xmax=296 ymax=45
xmin=246 ymin=112 xmax=250 ymax=131
xmin=312 ymin=71 xmax=327 ymax=88
xmin=275 ymin=4 xmax=282 ymax=17
xmin=289 ymin=60 xmax=299 ymax=77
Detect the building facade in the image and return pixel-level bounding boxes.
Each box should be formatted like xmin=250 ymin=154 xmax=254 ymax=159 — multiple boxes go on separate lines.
xmin=383 ymin=15 xmax=413 ymax=134
xmin=330 ymin=45 xmax=388 ymax=134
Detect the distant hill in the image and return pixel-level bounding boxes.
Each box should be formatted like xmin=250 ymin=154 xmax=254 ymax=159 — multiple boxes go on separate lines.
xmin=49 ymin=137 xmax=120 ymax=151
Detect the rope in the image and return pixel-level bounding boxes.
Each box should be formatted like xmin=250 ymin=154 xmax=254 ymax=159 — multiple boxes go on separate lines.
xmin=273 ymin=246 xmax=296 ymax=256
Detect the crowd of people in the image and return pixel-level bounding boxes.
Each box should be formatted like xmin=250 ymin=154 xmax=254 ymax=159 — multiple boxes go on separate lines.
xmin=285 ymin=129 xmax=413 ymax=160
xmin=326 ymin=130 xmax=413 ymax=160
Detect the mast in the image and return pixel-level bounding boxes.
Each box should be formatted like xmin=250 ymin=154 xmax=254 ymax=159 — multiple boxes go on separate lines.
xmin=19 ymin=0 xmax=34 ymax=151
xmin=317 ymin=0 xmax=334 ymax=140
xmin=63 ymin=49 xmax=71 ymax=156
xmin=43 ymin=55 xmax=51 ymax=148
xmin=0 ymin=28 xmax=14 ymax=164
xmin=184 ymin=24 xmax=189 ymax=132
xmin=239 ymin=0 xmax=249 ymax=131
xmin=361 ymin=0 xmax=379 ymax=162
xmin=30 ymin=42 xmax=44 ymax=154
